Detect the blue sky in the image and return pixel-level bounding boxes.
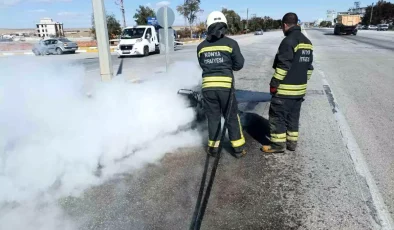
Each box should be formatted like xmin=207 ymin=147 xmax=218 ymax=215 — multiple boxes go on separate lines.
xmin=0 ymin=0 xmax=391 ymax=29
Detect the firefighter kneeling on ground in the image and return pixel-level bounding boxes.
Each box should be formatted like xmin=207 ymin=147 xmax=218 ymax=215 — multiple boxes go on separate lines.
xmin=262 ymin=12 xmax=314 ymax=153
xmin=197 ymin=11 xmax=247 ymax=158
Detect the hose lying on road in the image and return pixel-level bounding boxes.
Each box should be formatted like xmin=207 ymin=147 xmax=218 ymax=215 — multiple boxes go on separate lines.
xmin=189 ymin=79 xmax=236 ymax=230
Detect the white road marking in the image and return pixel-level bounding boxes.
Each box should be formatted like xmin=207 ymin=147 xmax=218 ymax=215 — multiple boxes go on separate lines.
xmin=303 ymin=29 xmax=309 ymax=38
xmin=305 ymin=28 xmax=393 ymax=228
xmin=321 ymin=74 xmax=394 ymax=230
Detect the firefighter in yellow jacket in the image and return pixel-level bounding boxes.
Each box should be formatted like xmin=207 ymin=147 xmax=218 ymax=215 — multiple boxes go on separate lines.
xmin=197 ymin=11 xmax=246 ymax=158
xmin=262 ymin=12 xmax=314 ymax=153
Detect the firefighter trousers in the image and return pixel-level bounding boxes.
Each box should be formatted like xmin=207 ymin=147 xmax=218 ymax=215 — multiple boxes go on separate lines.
xmin=202 ymin=90 xmax=245 ymax=152
xmin=268 ymin=96 xmax=304 ymax=147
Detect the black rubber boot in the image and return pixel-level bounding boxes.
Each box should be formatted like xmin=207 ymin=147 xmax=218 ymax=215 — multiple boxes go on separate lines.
xmin=261 ymin=143 xmax=285 ymax=153
xmin=286 ymin=141 xmax=297 ymax=151
xmin=234 ymin=149 xmax=247 ymax=158
xmin=207 ymin=147 xmax=219 ymax=158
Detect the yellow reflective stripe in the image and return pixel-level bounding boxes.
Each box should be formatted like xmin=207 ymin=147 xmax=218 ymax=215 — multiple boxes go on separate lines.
xmin=271 ymin=133 xmax=286 ymax=139
xmin=277 ymin=89 xmax=306 ymax=96
xmin=231 ymin=138 xmax=245 ymax=147
xmin=202 ymin=76 xmax=232 ymax=83
xmin=287 ymin=131 xmax=299 ymax=137
xmin=273 ymin=73 xmax=285 ymax=80
xmin=202 ymin=82 xmax=232 ymax=88
xmin=208 ymin=140 xmax=220 ymax=147
xmin=273 ymin=68 xmax=287 ymax=80
xmin=307 ymin=70 xmax=313 ymax=80
xmin=271 ymin=133 xmax=287 ymax=142
xmin=198 ymin=46 xmax=233 ymax=57
xmin=278 ymin=84 xmax=307 ymax=90
xmin=231 ymin=115 xmax=245 ymax=148
xmin=271 ymin=137 xmax=286 ymax=143
xmin=276 ymin=68 xmax=287 ymax=76
xmin=287 ymin=136 xmax=298 ymax=141
xmin=294 ymin=43 xmax=313 ymax=52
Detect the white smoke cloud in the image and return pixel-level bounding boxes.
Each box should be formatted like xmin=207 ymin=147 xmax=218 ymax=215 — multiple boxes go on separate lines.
xmin=0 ymin=56 xmax=203 ymax=229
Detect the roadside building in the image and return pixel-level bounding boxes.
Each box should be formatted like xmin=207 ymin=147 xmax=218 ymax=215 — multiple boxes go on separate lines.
xmin=36 ymin=18 xmax=64 ymax=38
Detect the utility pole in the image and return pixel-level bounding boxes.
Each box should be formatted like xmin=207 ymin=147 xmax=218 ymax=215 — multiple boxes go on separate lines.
xmin=115 ymin=0 xmax=126 ymax=28
xmin=232 ymin=17 xmax=234 ymax=34
xmin=246 ymin=8 xmax=249 ymax=30
xmin=370 ymin=2 xmax=374 ymax=25
xmin=92 ymin=0 xmax=113 ymax=81
xmin=164 ymin=6 xmax=169 ymax=70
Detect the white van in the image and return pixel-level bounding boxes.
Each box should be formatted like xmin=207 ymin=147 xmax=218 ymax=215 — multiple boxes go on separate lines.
xmin=116 ymin=25 xmax=160 ymax=58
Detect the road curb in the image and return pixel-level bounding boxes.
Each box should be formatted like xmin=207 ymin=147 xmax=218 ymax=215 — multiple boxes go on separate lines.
xmin=0 ymin=36 xmax=249 ymax=55
xmin=76 ymin=48 xmax=116 ymax=53
xmin=0 ymin=37 xmax=252 ymax=55
xmin=182 ymin=40 xmax=201 ymax=44
xmin=0 ymin=48 xmax=116 ymax=56
xmin=78 ymin=46 xmax=117 ymax=50
xmin=0 ymin=52 xmax=34 ymax=56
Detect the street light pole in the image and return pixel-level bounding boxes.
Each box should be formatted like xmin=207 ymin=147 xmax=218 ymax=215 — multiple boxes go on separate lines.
xmin=246 ymin=8 xmax=249 ymax=30
xmin=115 ymin=0 xmax=126 ymax=28
xmin=92 ymin=0 xmax=113 ymax=81
xmin=370 ymin=2 xmax=374 ymax=25
xmin=164 ymin=6 xmax=169 ymax=71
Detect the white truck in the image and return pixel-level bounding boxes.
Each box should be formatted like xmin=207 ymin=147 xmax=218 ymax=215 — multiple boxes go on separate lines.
xmin=116 ymin=25 xmax=178 ymax=58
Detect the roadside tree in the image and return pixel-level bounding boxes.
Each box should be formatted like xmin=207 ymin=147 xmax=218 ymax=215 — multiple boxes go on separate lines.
xmin=176 ymin=0 xmax=203 ymax=38
xmin=91 ymin=13 xmax=122 ymax=40
xmin=133 ymin=5 xmax=156 ymax=25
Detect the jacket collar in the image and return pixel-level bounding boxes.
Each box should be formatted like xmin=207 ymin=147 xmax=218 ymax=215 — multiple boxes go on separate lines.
xmin=284 ymin=25 xmax=301 ymax=36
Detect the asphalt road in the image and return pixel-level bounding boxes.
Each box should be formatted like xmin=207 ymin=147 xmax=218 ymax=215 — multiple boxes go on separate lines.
xmin=316 ymin=28 xmax=394 ymax=50
xmin=4 ymin=30 xmax=394 ymax=229
xmin=306 ymin=28 xmax=394 ymax=228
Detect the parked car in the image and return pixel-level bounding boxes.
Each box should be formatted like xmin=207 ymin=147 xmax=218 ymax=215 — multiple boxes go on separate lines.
xmin=377 ymin=24 xmax=389 ymax=31
xmin=32 ymin=37 xmax=78 ymax=56
xmin=254 ymin=29 xmax=263 ymax=35
xmin=368 ymin=25 xmax=378 ymax=30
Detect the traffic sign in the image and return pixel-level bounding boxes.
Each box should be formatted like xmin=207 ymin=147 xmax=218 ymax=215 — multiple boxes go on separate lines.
xmin=157 ymin=6 xmax=175 ymax=27
xmin=159 ymin=28 xmax=174 ymax=53
xmin=147 ymin=17 xmax=157 ymax=25
xmin=156 ymin=6 xmax=175 ymax=72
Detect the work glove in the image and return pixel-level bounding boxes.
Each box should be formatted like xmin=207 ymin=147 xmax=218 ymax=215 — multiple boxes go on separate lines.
xmin=269 ymin=78 xmax=280 ymax=95
xmin=270 ymin=86 xmax=277 ymax=95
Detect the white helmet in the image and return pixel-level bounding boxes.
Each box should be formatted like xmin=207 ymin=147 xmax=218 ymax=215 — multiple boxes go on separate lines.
xmin=206 ymin=11 xmax=227 ymax=29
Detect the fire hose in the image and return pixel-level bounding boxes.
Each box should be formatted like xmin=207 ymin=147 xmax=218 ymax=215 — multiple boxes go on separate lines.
xmin=179 ymin=78 xmax=237 ymax=230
